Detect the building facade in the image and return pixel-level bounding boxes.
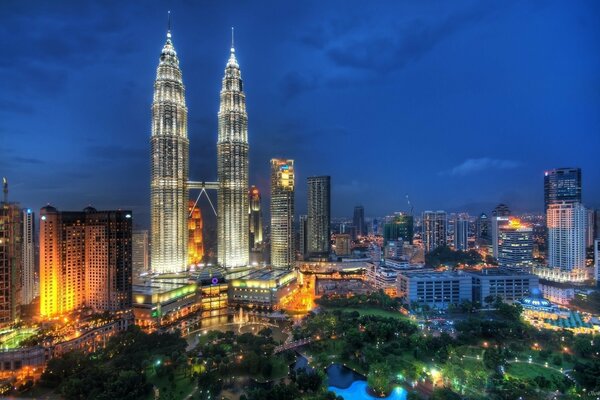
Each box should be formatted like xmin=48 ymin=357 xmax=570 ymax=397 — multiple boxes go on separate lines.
xmin=547 ymin=202 xmax=586 ymax=270
xmin=398 ymin=271 xmax=471 ymax=309
xmin=187 ymin=200 xmax=204 ymax=266
xmin=249 ymin=186 xmax=263 ymax=250
xmin=0 ymin=193 xmax=21 ymax=326
xmin=454 ymin=217 xmax=469 ymax=251
xmin=40 ymin=206 xmax=132 ymax=317
xmin=21 ymin=209 xmax=35 ymax=305
xmin=353 ymin=206 xmax=365 ymax=238
xmin=544 ymin=168 xmax=582 ymax=211
xmin=270 ymin=159 xmax=295 ymax=269
xmin=422 ymin=211 xmax=447 ymax=253
xmin=132 ymin=230 xmax=149 ymax=280
xmin=150 ymin=27 xmax=189 ymax=274
xmin=383 ymin=213 xmax=413 ymax=245
xmin=307 ymin=176 xmax=331 ymax=258
xmin=217 ymin=40 xmax=249 ymax=269
xmin=498 ymin=218 xmax=533 ymax=270
xmin=298 ymin=215 xmax=308 ymax=259
xmin=467 ymin=268 xmax=538 ymax=304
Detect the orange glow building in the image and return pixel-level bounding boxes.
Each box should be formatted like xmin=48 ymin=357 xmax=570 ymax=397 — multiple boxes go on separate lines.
xmin=187 ymin=200 xmax=204 ymax=266
xmin=40 ymin=206 xmax=132 ymax=317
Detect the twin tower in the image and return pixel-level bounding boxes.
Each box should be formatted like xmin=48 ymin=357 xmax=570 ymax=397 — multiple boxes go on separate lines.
xmin=150 ymin=26 xmax=248 ymax=273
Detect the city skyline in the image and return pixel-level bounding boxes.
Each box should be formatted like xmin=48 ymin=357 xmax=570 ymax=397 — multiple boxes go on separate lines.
xmin=1 ymin=1 xmax=599 ymax=228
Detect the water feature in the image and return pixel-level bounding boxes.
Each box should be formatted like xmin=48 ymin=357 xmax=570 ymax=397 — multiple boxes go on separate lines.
xmin=326 ymin=363 xmax=407 ymax=400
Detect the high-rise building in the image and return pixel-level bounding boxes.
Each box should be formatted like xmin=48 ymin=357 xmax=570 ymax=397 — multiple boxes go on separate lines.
xmin=270 ymin=159 xmax=295 ymax=269
xmin=335 ymin=234 xmax=351 ymax=257
xmin=353 ymin=206 xmax=365 ymax=239
xmin=40 ymin=206 xmax=132 ymax=317
xmin=298 ymin=215 xmax=308 ymax=259
xmin=547 ymin=202 xmax=586 ymax=271
xmin=422 ymin=211 xmax=447 ymax=253
xmin=491 ymin=204 xmax=511 ymax=259
xmin=132 ymin=230 xmax=149 ymax=279
xmin=249 ymin=186 xmax=263 ymax=250
xmin=383 ymin=214 xmax=413 ymax=245
xmin=454 ymin=217 xmax=469 ymax=251
xmin=21 ymin=209 xmax=35 ymax=305
xmin=150 ymin=25 xmax=189 ymax=274
xmin=187 ymin=200 xmax=204 ymax=266
xmin=475 ymin=213 xmax=490 ymax=242
xmin=307 ymin=176 xmax=331 ymax=258
xmin=0 ymin=179 xmax=21 ymax=326
xmin=586 ymin=209 xmax=595 ymax=248
xmin=544 ymin=168 xmax=582 ymax=211
xmin=217 ymin=36 xmax=249 ymax=269
xmin=498 ymin=218 xmax=533 ymax=270
xmin=594 ymin=239 xmax=600 ymax=287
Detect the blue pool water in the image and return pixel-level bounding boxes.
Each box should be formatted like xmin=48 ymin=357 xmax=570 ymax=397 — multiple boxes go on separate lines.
xmin=328 ymin=380 xmax=407 ymax=400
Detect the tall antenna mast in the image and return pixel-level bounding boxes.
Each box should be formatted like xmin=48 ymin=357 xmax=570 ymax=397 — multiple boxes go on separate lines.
xmin=2 ymin=177 xmax=8 ymax=204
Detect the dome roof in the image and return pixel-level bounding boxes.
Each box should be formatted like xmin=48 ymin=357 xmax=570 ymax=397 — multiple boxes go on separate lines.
xmin=41 ymin=204 xmax=58 ymax=213
xmin=83 ymin=206 xmax=97 ymax=213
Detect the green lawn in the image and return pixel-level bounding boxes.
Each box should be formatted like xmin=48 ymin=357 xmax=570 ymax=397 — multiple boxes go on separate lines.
xmin=146 ymin=369 xmax=196 ymax=400
xmin=323 ymin=307 xmax=408 ymax=320
xmin=506 ymin=362 xmax=565 ymax=381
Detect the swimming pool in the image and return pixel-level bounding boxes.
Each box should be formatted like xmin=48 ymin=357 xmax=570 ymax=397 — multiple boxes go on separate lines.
xmin=328 ymin=380 xmax=407 ymax=400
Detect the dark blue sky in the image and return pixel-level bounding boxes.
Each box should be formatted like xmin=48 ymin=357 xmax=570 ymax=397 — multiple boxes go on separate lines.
xmin=1 ymin=0 xmax=599 ymax=228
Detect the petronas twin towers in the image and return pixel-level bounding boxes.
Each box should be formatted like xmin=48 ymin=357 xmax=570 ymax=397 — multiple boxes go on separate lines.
xmin=150 ymin=25 xmax=249 ymax=273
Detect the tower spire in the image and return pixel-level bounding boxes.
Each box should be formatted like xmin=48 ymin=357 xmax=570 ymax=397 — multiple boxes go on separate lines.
xmin=2 ymin=177 xmax=7 ymax=204
xmin=231 ymin=26 xmax=235 ymax=52
xmin=167 ymin=10 xmax=172 ymax=39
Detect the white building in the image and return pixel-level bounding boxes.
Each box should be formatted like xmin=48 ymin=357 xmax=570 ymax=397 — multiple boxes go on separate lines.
xmin=547 ymin=202 xmax=586 ymax=270
xmin=398 ymin=271 xmax=471 ymax=309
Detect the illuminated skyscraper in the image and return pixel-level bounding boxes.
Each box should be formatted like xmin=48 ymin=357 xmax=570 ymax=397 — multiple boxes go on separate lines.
xmin=0 ymin=179 xmax=21 ymax=326
xmin=547 ymin=202 xmax=586 ymax=270
xmin=40 ymin=206 xmax=132 ymax=317
xmin=298 ymin=215 xmax=308 ymax=259
xmin=217 ymin=34 xmax=249 ymax=268
xmin=188 ymin=200 xmax=204 ymax=266
xmin=270 ymin=159 xmax=295 ymax=269
xmin=498 ymin=218 xmax=533 ymax=270
xmin=491 ymin=204 xmax=511 ymax=258
xmin=249 ymin=186 xmax=263 ymax=250
xmin=383 ymin=213 xmax=413 ymax=245
xmin=132 ymin=230 xmax=149 ymax=280
xmin=21 ymin=208 xmax=35 ymax=305
xmin=454 ymin=217 xmax=469 ymax=251
xmin=422 ymin=211 xmax=447 ymax=253
xmin=307 ymin=176 xmax=331 ymax=258
xmin=150 ymin=22 xmax=189 ymax=273
xmin=544 ymin=168 xmax=581 ymax=211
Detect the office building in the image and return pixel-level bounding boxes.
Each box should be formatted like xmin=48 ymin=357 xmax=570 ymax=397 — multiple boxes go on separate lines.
xmin=217 ymin=38 xmax=250 ymax=269
xmin=398 ymin=271 xmax=472 ymax=309
xmin=21 ymin=209 xmax=35 ymax=305
xmin=595 ymin=239 xmax=600 ymax=286
xmin=547 ymin=202 xmax=586 ymax=270
xmin=383 ymin=213 xmax=413 ymax=245
xmin=307 ymin=176 xmax=331 ymax=258
xmin=586 ymin=209 xmax=596 ymax=248
xmin=270 ymin=159 xmax=295 ymax=269
xmin=249 ymin=186 xmax=263 ymax=250
xmin=353 ymin=206 xmax=365 ymax=238
xmin=150 ymin=25 xmax=189 ymax=274
xmin=132 ymin=230 xmax=149 ymax=280
xmin=422 ymin=211 xmax=447 ymax=253
xmin=466 ymin=268 xmax=538 ymax=304
xmin=498 ymin=218 xmax=533 ymax=270
xmin=544 ymin=168 xmax=582 ymax=211
xmin=490 ymin=205 xmax=511 ymax=259
xmin=475 ymin=213 xmax=490 ymax=242
xmin=40 ymin=206 xmax=132 ymax=317
xmin=298 ymin=215 xmax=308 ymax=260
xmin=454 ymin=217 xmax=469 ymax=251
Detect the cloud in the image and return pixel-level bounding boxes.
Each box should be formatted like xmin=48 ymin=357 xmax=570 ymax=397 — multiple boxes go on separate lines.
xmin=441 ymin=158 xmax=521 ymax=176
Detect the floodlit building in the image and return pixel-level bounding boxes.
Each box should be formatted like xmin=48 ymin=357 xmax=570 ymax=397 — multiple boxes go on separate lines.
xmin=547 ymin=202 xmax=586 ymax=270
xmin=398 ymin=271 xmax=471 ymax=309
xmin=249 ymin=186 xmax=263 ymax=250
xmin=132 ymin=230 xmax=149 ymax=280
xmin=270 ymin=159 xmax=295 ymax=269
xmin=498 ymin=218 xmax=533 ymax=271
xmin=21 ymin=209 xmax=35 ymax=306
xmin=0 ymin=182 xmax=21 ymax=326
xmin=307 ymin=176 xmax=331 ymax=258
xmin=187 ymin=200 xmax=204 ymax=266
xmin=422 ymin=211 xmax=447 ymax=253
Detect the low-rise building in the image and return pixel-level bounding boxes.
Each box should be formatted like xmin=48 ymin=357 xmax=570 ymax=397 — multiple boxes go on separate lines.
xmin=539 ymin=280 xmax=575 ymax=306
xmin=466 ymin=268 xmax=538 ymax=304
xmin=398 ymin=271 xmax=472 ymax=309
xmin=228 ymin=268 xmax=297 ymax=311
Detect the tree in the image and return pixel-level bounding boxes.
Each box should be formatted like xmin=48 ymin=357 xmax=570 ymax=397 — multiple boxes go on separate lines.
xmin=430 ymin=387 xmax=461 ymax=400
xmin=367 ymin=362 xmax=392 ymax=396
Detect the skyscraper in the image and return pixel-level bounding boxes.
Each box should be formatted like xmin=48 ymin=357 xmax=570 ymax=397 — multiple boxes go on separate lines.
xmin=383 ymin=214 xmax=413 ymax=245
xmin=544 ymin=168 xmax=582 ymax=211
xmin=298 ymin=215 xmax=308 ymax=259
xmin=188 ymin=200 xmax=204 ymax=266
xmin=454 ymin=217 xmax=469 ymax=251
xmin=498 ymin=218 xmax=533 ymax=270
xmin=270 ymin=159 xmax=295 ymax=269
xmin=132 ymin=230 xmax=149 ymax=280
xmin=21 ymin=209 xmax=35 ymax=305
xmin=422 ymin=211 xmax=447 ymax=253
xmin=0 ymin=180 xmax=21 ymax=326
xmin=249 ymin=186 xmax=263 ymax=250
xmin=491 ymin=204 xmax=511 ymax=259
xmin=150 ymin=24 xmax=189 ymax=274
xmin=547 ymin=202 xmax=586 ymax=271
xmin=586 ymin=209 xmax=595 ymax=248
xmin=353 ymin=206 xmax=365 ymax=239
xmin=217 ymin=34 xmax=249 ymax=269
xmin=475 ymin=213 xmax=490 ymax=242
xmin=307 ymin=176 xmax=331 ymax=258
xmin=40 ymin=206 xmax=132 ymax=317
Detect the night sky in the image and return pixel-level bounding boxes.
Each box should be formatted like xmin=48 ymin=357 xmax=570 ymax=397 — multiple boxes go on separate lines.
xmin=1 ymin=0 xmax=599 ymax=229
